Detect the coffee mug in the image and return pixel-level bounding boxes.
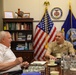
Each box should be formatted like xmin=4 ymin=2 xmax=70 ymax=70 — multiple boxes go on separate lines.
xmin=50 ymin=71 xmax=59 ymax=75
xmin=56 ymin=53 xmax=61 ymax=58
xmin=49 ymin=59 xmax=55 ymax=65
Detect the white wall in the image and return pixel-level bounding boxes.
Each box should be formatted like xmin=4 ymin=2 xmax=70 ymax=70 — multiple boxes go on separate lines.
xmin=3 ymin=0 xmax=76 ymax=32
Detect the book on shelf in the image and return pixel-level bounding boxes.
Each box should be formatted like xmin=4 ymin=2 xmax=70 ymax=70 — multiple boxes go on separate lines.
xmin=16 ymin=23 xmax=21 ymax=30
xmin=29 ymin=23 xmax=32 ymax=29
xmin=21 ymin=24 xmax=25 ymax=30
xmin=16 ymin=32 xmax=26 ymax=41
xmin=3 ymin=23 xmax=9 ymax=30
xmin=24 ymin=23 xmax=28 ymax=30
xmin=17 ymin=38 xmax=25 ymax=41
xmin=11 ymin=33 xmax=15 ymax=41
xmin=3 ymin=25 xmax=7 ymax=30
xmin=29 ymin=43 xmax=33 ymax=50
xmin=26 ymin=24 xmax=30 ymax=30
xmin=25 ymin=42 xmax=28 ymax=50
xmin=4 ymin=23 xmax=16 ymax=30
xmin=8 ymin=23 xmax=12 ymax=30
xmin=11 ymin=23 xmax=16 ymax=30
xmin=16 ymin=44 xmax=25 ymax=50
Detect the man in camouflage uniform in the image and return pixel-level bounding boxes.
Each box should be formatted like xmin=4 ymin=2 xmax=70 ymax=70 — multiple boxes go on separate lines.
xmin=45 ymin=31 xmax=75 ymax=60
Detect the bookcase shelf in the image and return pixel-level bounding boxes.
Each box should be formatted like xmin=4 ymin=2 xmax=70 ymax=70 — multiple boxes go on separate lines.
xmin=3 ymin=18 xmax=34 ymax=63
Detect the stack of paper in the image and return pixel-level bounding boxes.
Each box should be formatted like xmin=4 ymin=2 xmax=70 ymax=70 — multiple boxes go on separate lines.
xmin=31 ymin=61 xmax=46 ymax=65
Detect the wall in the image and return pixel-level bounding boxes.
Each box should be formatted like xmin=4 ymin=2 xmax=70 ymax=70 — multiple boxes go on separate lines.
xmin=3 ymin=0 xmax=76 ymax=32
xmin=0 ymin=0 xmax=3 ymax=30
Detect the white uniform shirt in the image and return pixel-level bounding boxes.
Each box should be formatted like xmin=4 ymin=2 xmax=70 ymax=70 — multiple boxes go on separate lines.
xmin=0 ymin=44 xmax=21 ymax=74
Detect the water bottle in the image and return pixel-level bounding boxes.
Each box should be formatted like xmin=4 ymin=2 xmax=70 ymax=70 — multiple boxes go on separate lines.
xmin=61 ymin=54 xmax=64 ymax=69
xmin=63 ymin=53 xmax=71 ymax=69
xmin=70 ymin=54 xmax=76 ymax=71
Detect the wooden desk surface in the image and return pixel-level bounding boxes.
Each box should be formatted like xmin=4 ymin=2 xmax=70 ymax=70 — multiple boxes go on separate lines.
xmin=45 ymin=65 xmax=76 ymax=75
xmin=23 ymin=61 xmax=76 ymax=75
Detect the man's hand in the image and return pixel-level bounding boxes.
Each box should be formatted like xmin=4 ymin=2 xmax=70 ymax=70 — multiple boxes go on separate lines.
xmin=50 ymin=55 xmax=57 ymax=60
xmin=15 ymin=57 xmax=23 ymax=65
xmin=21 ymin=61 xmax=29 ymax=68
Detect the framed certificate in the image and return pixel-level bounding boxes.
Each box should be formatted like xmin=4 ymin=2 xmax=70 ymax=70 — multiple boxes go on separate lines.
xmin=4 ymin=11 xmax=13 ymax=18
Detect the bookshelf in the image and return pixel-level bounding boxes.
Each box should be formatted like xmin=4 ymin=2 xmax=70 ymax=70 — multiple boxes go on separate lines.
xmin=3 ymin=18 xmax=34 ymax=63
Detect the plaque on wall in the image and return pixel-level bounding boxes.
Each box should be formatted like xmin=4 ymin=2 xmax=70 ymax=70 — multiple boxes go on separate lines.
xmin=51 ymin=7 xmax=63 ymax=19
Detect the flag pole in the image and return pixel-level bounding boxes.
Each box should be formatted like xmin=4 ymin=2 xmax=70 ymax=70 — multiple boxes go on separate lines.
xmin=69 ymin=0 xmax=73 ymax=43
xmin=69 ymin=0 xmax=72 ymax=28
xmin=44 ymin=0 xmax=50 ymax=33
xmin=44 ymin=0 xmax=50 ymax=49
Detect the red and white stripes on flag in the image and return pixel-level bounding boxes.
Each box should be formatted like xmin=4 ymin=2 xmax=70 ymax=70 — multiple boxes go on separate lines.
xmin=33 ymin=9 xmax=57 ymax=61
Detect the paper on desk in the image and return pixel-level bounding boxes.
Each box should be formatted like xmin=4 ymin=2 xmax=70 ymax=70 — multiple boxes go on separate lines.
xmin=31 ymin=61 xmax=46 ymax=65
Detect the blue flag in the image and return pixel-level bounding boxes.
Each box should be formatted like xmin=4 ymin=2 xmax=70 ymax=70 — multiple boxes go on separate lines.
xmin=61 ymin=9 xmax=76 ymax=49
xmin=61 ymin=9 xmax=76 ymax=37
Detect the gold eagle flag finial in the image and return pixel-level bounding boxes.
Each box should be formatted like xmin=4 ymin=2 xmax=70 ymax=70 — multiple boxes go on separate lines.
xmin=44 ymin=0 xmax=50 ymax=8
xmin=69 ymin=0 xmax=71 ymax=10
xmin=61 ymin=28 xmax=64 ymax=33
xmin=61 ymin=28 xmax=65 ymax=37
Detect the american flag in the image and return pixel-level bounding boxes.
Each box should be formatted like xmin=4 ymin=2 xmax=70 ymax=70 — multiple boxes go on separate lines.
xmin=33 ymin=9 xmax=57 ymax=61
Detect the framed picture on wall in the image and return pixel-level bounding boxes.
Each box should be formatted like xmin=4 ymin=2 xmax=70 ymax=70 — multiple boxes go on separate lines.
xmin=4 ymin=11 xmax=14 ymax=18
xmin=27 ymin=34 xmax=32 ymax=40
xmin=23 ymin=13 xmax=30 ymax=18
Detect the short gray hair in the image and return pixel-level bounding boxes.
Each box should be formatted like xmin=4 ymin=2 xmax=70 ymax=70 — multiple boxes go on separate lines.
xmin=56 ymin=30 xmax=65 ymax=37
xmin=0 ymin=31 xmax=8 ymax=42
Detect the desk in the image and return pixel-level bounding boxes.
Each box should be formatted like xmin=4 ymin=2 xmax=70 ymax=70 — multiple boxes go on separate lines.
xmin=23 ymin=63 xmax=76 ymax=75
xmin=45 ymin=65 xmax=61 ymax=75
xmin=46 ymin=65 xmax=76 ymax=75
